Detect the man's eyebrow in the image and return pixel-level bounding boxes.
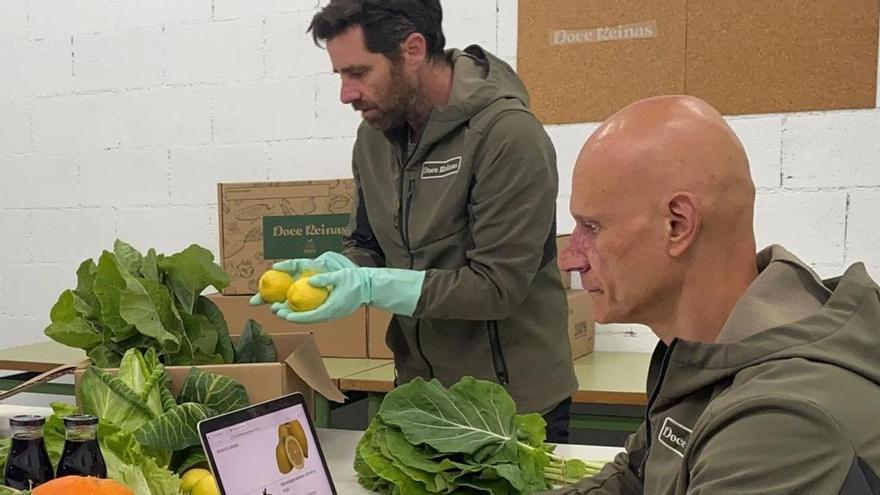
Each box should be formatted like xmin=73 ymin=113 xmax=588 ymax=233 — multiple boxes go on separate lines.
xmin=335 ymin=64 xmax=370 ymax=75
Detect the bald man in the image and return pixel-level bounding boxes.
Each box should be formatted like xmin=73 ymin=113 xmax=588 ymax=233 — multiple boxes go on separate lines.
xmin=552 ymin=95 xmax=880 ymax=494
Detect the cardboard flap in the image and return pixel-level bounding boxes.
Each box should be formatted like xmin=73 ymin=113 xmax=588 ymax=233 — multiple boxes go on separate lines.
xmin=0 ymin=359 xmax=91 ymax=401
xmin=284 ymin=336 xmax=346 ymax=403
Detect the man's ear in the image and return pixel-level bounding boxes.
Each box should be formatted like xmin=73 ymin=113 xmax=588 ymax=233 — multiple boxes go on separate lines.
xmin=666 ymin=192 xmax=700 ymax=257
xmin=400 ymin=32 xmax=427 ymax=65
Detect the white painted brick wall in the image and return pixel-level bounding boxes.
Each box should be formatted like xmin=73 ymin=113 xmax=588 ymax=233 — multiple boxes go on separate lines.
xmin=0 ymin=2 xmax=878 ymax=352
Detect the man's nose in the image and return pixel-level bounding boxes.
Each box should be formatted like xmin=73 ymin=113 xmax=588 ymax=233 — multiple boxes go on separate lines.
xmin=558 ymin=226 xmax=591 ymax=273
xmin=340 ymin=79 xmax=360 ymax=105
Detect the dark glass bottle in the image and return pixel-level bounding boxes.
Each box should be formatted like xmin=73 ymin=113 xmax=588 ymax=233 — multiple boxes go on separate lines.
xmin=56 ymin=415 xmax=106 ymax=478
xmin=3 ymin=415 xmax=54 ymax=490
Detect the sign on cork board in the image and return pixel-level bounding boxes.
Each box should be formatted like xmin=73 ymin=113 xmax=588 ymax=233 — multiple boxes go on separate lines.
xmin=517 ymin=0 xmax=879 ymax=123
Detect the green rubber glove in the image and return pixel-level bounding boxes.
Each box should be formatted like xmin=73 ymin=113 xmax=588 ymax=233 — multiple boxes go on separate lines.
xmin=276 ymin=267 xmax=425 ymax=324
xmin=249 ymin=252 xmax=357 ymax=307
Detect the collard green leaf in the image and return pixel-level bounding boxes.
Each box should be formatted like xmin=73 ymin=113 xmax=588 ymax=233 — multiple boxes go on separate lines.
xmin=117 ymin=349 xmax=166 ymax=417
xmin=142 ymin=248 xmax=160 ymax=283
xmin=78 ymin=366 xmax=156 ymax=431
xmin=45 ymin=290 xmax=103 ymax=350
xmin=119 ymin=276 xmax=180 ymax=351
xmin=157 ymin=245 xmax=230 ymax=315
xmin=115 ymin=239 xmax=144 ymax=276
xmin=379 ymin=377 xmax=517 ymax=463
xmin=356 ymin=421 xmax=427 ymax=494
xmin=234 ymin=320 xmax=277 ymax=364
xmin=515 ymin=413 xmax=547 ymax=448
xmin=88 ymin=344 xmax=123 ymax=368
xmin=75 ymin=258 xmax=101 ymax=320
xmin=194 ymin=296 xmax=234 ymax=364
xmin=94 ymin=251 xmax=137 ymax=340
xmin=134 ymin=402 xmax=216 ymax=452
xmin=179 ymin=367 xmax=249 ymax=415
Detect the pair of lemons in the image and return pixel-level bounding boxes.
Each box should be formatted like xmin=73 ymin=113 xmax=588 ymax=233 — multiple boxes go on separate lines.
xmin=258 ymin=269 xmax=330 ymax=311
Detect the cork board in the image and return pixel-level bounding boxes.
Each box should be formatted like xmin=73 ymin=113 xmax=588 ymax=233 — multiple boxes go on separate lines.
xmin=518 ymin=0 xmax=879 ymax=123
xmin=685 ymin=0 xmax=880 ymax=115
xmin=517 ymin=0 xmax=687 ymax=124
xmin=218 ymin=180 xmax=355 ymax=295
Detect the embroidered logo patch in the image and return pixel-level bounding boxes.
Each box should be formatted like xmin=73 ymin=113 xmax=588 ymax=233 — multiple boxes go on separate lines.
xmin=657 ymin=417 xmax=691 ymax=458
xmin=421 ymin=156 xmax=462 ymax=179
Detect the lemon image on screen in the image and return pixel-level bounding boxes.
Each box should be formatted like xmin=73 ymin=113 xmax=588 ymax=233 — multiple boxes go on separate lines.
xmin=275 ymin=420 xmax=308 ymax=474
xmin=258 ymin=270 xmax=294 ymax=303
xmin=286 ymin=276 xmax=330 ymax=311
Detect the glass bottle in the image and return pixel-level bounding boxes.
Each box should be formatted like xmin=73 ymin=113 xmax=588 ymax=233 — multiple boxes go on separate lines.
xmin=56 ymin=415 xmax=106 ymax=478
xmin=3 ymin=415 xmax=54 ymax=489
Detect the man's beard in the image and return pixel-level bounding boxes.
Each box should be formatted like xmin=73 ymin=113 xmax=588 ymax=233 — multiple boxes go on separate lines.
xmin=358 ymin=63 xmax=419 ymax=131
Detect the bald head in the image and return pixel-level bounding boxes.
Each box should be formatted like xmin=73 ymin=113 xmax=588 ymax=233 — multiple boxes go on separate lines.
xmin=561 ymin=95 xmax=759 ymax=341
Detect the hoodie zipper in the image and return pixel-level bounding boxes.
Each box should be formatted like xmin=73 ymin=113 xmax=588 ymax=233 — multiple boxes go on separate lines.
xmin=638 ymin=340 xmax=677 ymax=480
xmin=487 ymin=321 xmax=509 ymax=385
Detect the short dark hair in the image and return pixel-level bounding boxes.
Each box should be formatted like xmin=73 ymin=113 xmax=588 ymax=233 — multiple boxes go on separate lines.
xmin=308 ymin=0 xmax=446 ymax=62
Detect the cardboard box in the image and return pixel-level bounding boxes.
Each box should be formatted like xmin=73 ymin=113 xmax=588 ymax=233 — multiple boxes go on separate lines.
xmin=556 ymin=234 xmax=572 ymax=289
xmin=74 ymin=333 xmax=346 ymax=417
xmin=207 ymin=293 xmax=368 ymax=358
xmin=567 ymin=289 xmax=595 ymax=359
xmin=367 ymin=308 xmax=394 ymax=359
xmin=368 ymin=291 xmax=595 ymax=360
xmin=218 ymin=180 xmax=355 ymax=295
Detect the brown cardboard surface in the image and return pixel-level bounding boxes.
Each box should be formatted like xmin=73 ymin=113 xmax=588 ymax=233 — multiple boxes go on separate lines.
xmin=207 ymin=293 xmax=368 ymax=358
xmin=556 ymin=234 xmax=572 ymax=289
xmin=367 ymin=308 xmax=394 ymax=359
xmin=567 ymin=289 xmax=595 ymax=359
xmin=685 ymin=0 xmax=879 ymax=115
xmin=74 ymin=333 xmax=345 ymax=418
xmin=218 ymin=180 xmax=355 ymax=295
xmin=517 ymin=0 xmax=687 ymax=124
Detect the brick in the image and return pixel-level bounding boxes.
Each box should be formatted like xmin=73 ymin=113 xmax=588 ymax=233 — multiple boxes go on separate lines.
xmin=845 ymin=189 xmax=880 ymax=270
xmin=117 ymin=87 xmax=212 ymax=147
xmin=32 ymin=93 xmax=122 ymax=152
xmin=79 ymin=149 xmax=170 ymax=207
xmin=441 ymin=0 xmax=498 ymax=53
xmin=315 ymin=73 xmax=361 ymax=138
xmin=497 ymin=0 xmax=518 ymax=61
xmin=165 ymin=19 xmax=264 ymax=85
xmin=213 ymin=78 xmax=316 ymax=143
xmin=754 ymin=191 xmax=847 ymax=266
xmin=170 ymin=145 xmax=270 ymax=204
xmin=29 ymin=0 xmax=118 ymax=37
xmin=115 ymin=206 xmax=218 ymax=258
xmin=0 ymin=154 xmax=78 ymax=208
xmin=30 ymin=208 xmax=119 ymax=264
xmin=0 ymin=38 xmax=73 ymax=97
xmin=556 ymin=195 xmax=576 ymax=235
xmin=0 ymin=317 xmax=51 ymax=349
xmin=265 ymin=11 xmax=328 ymax=78
xmin=0 ymin=263 xmax=73 ymax=317
xmin=726 ymin=116 xmax=782 ymax=189
xmin=73 ymin=27 xmax=164 ymax=91
xmin=0 ymin=0 xmax=28 ymax=40
xmin=783 ymin=110 xmax=880 ymax=188
xmin=267 ymin=138 xmax=355 ymax=180
xmin=214 ymin=0 xmax=317 ymax=20
xmin=117 ymin=0 xmax=212 ymax=28
xmin=546 ymin=123 xmax=599 ymax=197
xmin=0 ymin=211 xmax=32 ymax=263
xmin=0 ymin=98 xmax=31 ymax=153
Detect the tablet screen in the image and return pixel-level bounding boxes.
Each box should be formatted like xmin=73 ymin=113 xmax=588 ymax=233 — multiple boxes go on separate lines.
xmin=203 ymin=401 xmax=334 ymax=495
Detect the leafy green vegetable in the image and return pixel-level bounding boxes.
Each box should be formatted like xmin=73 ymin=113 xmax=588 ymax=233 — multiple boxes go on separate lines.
xmin=234 ymin=320 xmax=277 ymax=364
xmin=355 ymin=377 xmax=607 ymax=494
xmin=44 ymin=240 xmax=235 ymax=367
xmin=178 ymin=366 xmax=249 ymax=415
xmin=135 ymin=402 xmax=216 ymax=452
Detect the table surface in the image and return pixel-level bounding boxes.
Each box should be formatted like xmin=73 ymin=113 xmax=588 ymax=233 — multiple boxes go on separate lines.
xmin=339 ymin=351 xmax=651 ymax=405
xmin=0 ymin=341 xmax=650 ymax=405
xmin=317 ymin=428 xmax=623 ymax=494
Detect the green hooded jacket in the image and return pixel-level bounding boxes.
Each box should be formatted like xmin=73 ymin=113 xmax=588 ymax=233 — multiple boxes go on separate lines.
xmin=549 ymin=245 xmax=880 ymax=494
xmin=342 ymin=45 xmax=577 ymax=414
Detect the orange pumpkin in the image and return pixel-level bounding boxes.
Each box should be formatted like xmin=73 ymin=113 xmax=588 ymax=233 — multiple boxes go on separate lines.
xmin=32 ymin=476 xmax=134 ymax=495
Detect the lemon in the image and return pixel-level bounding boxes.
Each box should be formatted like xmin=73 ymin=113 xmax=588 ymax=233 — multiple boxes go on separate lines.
xmin=287 ymin=420 xmax=309 ymax=458
xmin=258 ymin=270 xmax=295 ymax=303
xmin=285 ymin=436 xmax=306 ymax=470
xmin=192 ymin=474 xmax=221 ymax=495
xmin=276 ymin=442 xmax=293 ymax=474
xmin=181 ymin=468 xmax=212 ymax=493
xmin=286 ymin=277 xmax=330 ymax=311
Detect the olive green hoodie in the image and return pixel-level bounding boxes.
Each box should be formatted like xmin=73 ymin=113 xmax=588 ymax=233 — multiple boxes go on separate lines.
xmin=550 ymin=245 xmax=880 ymax=494
xmin=342 ymin=45 xmax=577 ymax=414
